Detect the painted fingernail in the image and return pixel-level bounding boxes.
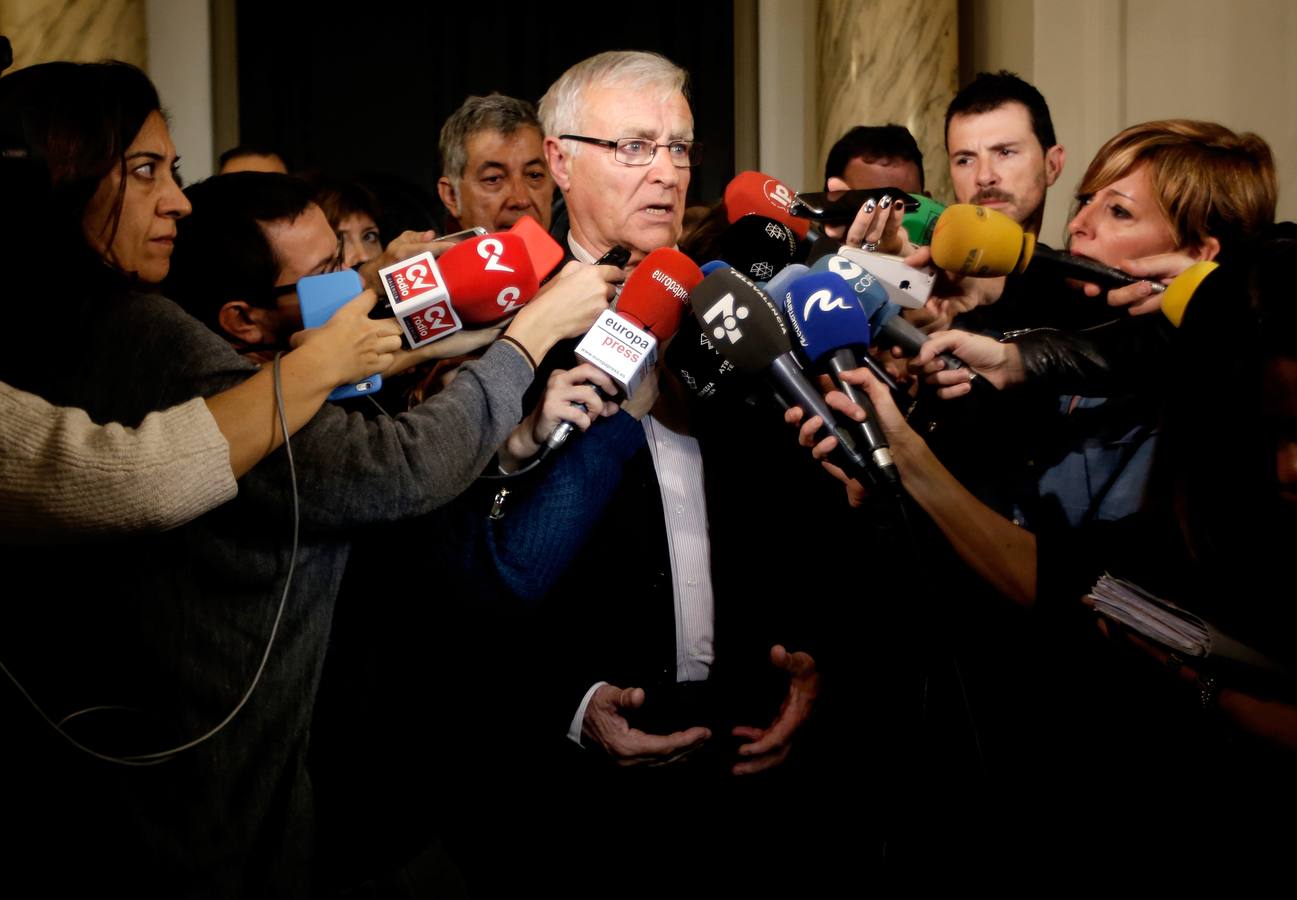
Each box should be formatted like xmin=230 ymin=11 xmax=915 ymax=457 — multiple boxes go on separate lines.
xmin=863 ymin=199 xmax=876 ymax=213
xmin=880 ymin=194 xmax=892 ymax=208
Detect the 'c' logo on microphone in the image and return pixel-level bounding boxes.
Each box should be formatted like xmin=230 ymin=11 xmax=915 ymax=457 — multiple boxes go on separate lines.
xmin=829 ymin=255 xmax=863 ymax=279
xmin=477 ymin=237 xmax=515 ymax=273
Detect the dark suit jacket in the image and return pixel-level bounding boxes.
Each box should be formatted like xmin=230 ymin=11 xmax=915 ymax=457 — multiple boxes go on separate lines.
xmin=536 ymin=394 xmax=831 ymax=741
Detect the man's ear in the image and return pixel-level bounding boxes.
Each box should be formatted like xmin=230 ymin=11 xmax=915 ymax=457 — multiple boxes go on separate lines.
xmin=436 ymin=176 xmax=460 ymax=218
xmin=1044 ymin=144 xmax=1066 ymax=188
xmin=217 ymin=300 xmax=277 ymax=346
xmin=544 ymin=136 xmax=572 ymax=192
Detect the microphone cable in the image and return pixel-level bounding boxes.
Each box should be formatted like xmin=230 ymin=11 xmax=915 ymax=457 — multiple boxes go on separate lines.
xmin=0 ymin=352 xmax=301 ymax=765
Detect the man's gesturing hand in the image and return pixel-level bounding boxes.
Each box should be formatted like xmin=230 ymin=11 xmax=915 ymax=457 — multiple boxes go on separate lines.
xmin=581 ymin=684 xmax=711 ymax=766
xmin=731 ymin=645 xmax=820 ymax=776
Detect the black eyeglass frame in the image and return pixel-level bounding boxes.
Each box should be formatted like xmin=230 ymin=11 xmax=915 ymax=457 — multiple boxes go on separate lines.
xmin=269 ymin=234 xmax=347 ymax=298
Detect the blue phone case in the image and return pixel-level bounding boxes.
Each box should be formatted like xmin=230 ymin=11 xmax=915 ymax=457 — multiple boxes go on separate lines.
xmin=297 ymin=269 xmax=383 ymax=400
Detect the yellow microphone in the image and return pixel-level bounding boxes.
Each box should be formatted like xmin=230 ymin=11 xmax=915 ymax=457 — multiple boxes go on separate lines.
xmin=930 ymin=204 xmax=1034 ymax=276
xmin=1159 ymin=260 xmax=1220 ymax=327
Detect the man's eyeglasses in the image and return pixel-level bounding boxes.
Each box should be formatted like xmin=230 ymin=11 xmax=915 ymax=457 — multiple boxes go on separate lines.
xmin=559 ymin=134 xmax=702 ymax=168
xmin=269 ymin=235 xmax=347 ymax=298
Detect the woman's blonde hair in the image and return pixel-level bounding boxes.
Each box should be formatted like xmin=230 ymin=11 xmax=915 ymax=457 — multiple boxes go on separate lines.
xmin=1077 ymin=119 xmax=1276 ymax=254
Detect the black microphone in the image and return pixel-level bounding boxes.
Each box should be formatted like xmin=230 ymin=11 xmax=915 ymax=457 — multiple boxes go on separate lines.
xmin=716 ymin=215 xmax=804 ymax=285
xmin=688 ymin=267 xmax=872 ymax=479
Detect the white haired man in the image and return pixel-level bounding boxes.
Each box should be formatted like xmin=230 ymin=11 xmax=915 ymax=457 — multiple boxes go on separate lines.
xmin=525 ymin=53 xmax=825 ymax=889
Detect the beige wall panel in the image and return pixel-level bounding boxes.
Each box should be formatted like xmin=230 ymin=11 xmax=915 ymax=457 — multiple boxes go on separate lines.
xmin=1121 ymin=0 xmax=1297 ymax=228
xmin=966 ymin=0 xmax=1296 ymax=243
xmin=0 ymin=0 xmax=146 ymax=70
xmin=817 ymin=0 xmax=959 ymax=200
xmin=959 ymin=0 xmax=1034 ymax=87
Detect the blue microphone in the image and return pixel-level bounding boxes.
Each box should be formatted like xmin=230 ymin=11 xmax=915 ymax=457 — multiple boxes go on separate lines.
xmin=783 ymin=271 xmax=898 ymax=488
xmin=760 ymin=262 xmax=809 ymax=300
xmin=812 ymin=254 xmax=967 ymax=374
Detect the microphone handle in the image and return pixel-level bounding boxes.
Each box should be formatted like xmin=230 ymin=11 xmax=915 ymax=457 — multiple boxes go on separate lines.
xmin=876 ymin=315 xmax=966 ymax=371
xmin=543 ymin=386 xmax=606 ymax=452
xmin=767 ymin=353 xmax=871 ymax=480
xmin=827 ymin=350 xmax=899 ymax=489
xmin=1034 ymin=246 xmax=1166 ymax=293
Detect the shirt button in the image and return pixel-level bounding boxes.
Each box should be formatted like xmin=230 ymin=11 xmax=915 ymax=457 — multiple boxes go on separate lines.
xmin=686 ymin=577 xmax=697 ymax=586
xmin=675 ymin=504 xmax=684 ymax=516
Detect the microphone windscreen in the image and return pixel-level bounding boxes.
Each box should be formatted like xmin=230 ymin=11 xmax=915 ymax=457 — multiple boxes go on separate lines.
xmin=688 ymin=268 xmax=790 ymax=373
xmin=665 ymin=313 xmax=752 ymax=402
xmin=762 ymin=263 xmax=810 ymax=310
xmin=616 ymin=247 xmax=704 ymax=341
xmin=784 ymin=271 xmax=872 ymax=362
xmin=701 ymin=259 xmax=730 ymax=275
xmin=508 ymin=215 xmax=565 ymax=280
xmin=723 ymin=171 xmax=811 ymax=239
xmin=805 ymin=234 xmax=843 ymax=266
xmin=437 ymin=232 xmax=539 ymax=323
xmin=810 ymin=253 xmax=891 ymax=320
xmin=1160 ymin=259 xmax=1220 ymax=328
xmin=717 ymin=215 xmax=799 ymax=284
xmin=930 ymin=203 xmax=1033 ymax=277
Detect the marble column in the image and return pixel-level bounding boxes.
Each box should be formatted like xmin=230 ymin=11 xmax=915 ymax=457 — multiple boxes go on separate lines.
xmin=1 ymin=0 xmax=147 ymax=71
xmin=816 ymin=0 xmax=959 ymax=202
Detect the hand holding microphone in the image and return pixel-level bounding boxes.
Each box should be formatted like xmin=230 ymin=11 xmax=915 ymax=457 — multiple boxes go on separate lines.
xmin=778 ymin=269 xmax=898 ymax=487
xmin=687 ymin=267 xmax=874 ymax=481
xmin=908 ymin=258 xmax=1224 ymax=399
xmin=1097 ymin=251 xmax=1203 ymax=314
xmin=288 ymin=289 xmax=404 ymax=386
xmin=501 ymin=259 xmax=622 ymax=368
xmin=498 ymin=363 xmax=620 ymax=472
xmin=542 ymin=248 xmax=703 ymax=454
xmin=910 ymin=329 xmax=1023 ymax=399
xmin=786 ymin=366 xmax=920 ymax=509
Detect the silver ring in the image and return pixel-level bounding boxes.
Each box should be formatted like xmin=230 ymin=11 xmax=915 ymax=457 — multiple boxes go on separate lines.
xmin=862 ymin=240 xmax=879 ymax=252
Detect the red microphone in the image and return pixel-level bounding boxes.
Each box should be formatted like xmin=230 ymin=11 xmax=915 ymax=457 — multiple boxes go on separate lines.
xmin=615 ymin=247 xmax=704 ymax=340
xmin=573 ymin=248 xmax=702 ymax=396
xmin=432 ymin=232 xmax=539 ymax=323
xmin=724 ymin=171 xmax=811 ymax=240
xmin=508 ymin=215 xmax=564 ymax=281
xmin=379 ymin=233 xmax=542 ymax=347
xmin=547 ymin=250 xmax=704 ymax=453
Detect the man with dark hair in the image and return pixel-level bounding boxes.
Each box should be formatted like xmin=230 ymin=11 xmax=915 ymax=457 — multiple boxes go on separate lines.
xmin=944 ymin=70 xmax=1064 ymax=235
xmin=437 ymin=93 xmax=553 ymax=233
xmin=217 ymin=144 xmax=288 ymax=175
xmin=824 ymin=123 xmax=925 ymax=193
xmin=165 ymin=172 xmax=336 ymax=355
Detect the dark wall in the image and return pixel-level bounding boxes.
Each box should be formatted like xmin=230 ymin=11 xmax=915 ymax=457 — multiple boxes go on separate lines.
xmin=235 ymin=2 xmax=736 ymax=206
